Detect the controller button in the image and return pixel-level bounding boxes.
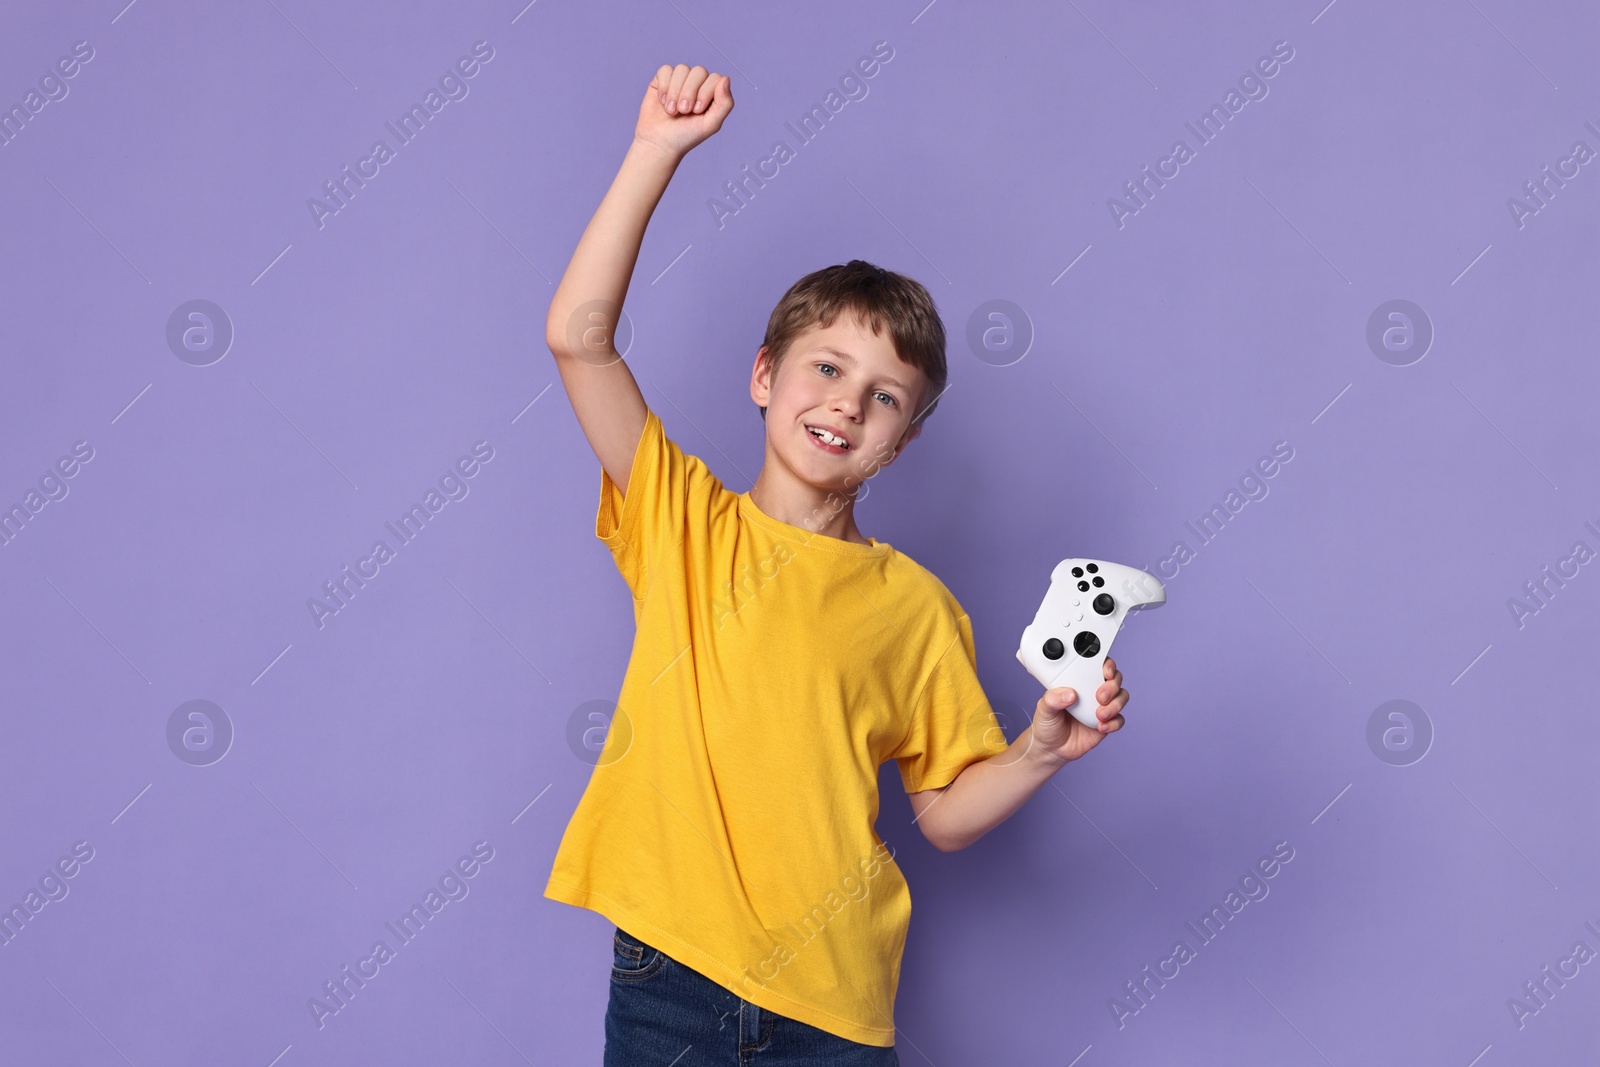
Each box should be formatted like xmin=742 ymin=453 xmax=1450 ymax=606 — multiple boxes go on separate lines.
xmin=1043 ymin=638 xmax=1065 ymax=660
xmin=1093 ymin=593 xmax=1115 ymax=615
xmin=1071 ymin=566 xmax=1084 ymax=578
xmin=1086 ymin=563 xmax=1099 ymax=574
xmin=1092 ymin=576 xmax=1104 ymax=587
xmin=1077 ymin=581 xmax=1090 ymax=592
xmin=1073 ymin=631 xmax=1100 ymax=657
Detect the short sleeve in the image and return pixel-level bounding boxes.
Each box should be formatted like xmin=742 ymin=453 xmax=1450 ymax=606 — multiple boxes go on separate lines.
xmin=895 ymin=612 xmax=1009 ymax=793
xmin=595 ymin=407 xmax=724 ymax=600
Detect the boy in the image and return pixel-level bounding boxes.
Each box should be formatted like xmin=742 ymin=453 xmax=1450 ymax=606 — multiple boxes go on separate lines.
xmin=543 ymin=64 xmax=1130 ymax=1065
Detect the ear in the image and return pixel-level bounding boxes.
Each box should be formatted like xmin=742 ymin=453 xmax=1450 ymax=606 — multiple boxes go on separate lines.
xmin=750 ymin=345 xmax=775 ymax=409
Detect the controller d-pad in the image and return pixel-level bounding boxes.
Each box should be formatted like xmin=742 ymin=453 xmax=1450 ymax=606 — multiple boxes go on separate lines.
xmin=1093 ymin=593 xmax=1115 ymax=615
xmin=1043 ymin=638 xmax=1065 ymax=661
xmin=1073 ymin=631 xmax=1100 ymax=657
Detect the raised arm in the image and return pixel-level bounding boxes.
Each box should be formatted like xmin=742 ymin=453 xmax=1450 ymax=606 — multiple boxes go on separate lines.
xmin=543 ymin=64 xmax=734 ymax=496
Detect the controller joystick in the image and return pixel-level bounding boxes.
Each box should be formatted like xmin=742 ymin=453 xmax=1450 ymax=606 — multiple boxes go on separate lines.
xmin=1016 ymin=558 xmax=1166 ymax=729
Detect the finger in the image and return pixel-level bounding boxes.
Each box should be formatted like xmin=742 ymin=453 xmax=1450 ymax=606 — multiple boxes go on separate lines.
xmin=651 ymin=65 xmax=674 ymax=102
xmin=1103 ymin=656 xmax=1116 ymax=680
xmin=1100 ymin=688 xmax=1129 ymax=717
xmin=1098 ymin=673 xmax=1124 ymax=704
xmin=691 ymin=69 xmax=719 ymax=113
xmin=679 ymin=65 xmax=708 ymax=114
xmin=1098 ymin=713 xmax=1125 ymax=734
xmin=666 ymin=63 xmax=692 ymax=113
xmin=707 ymin=74 xmax=734 ymax=122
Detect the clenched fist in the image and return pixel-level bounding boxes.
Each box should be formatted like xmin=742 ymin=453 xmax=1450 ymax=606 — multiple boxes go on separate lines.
xmin=635 ymin=64 xmax=733 ymax=159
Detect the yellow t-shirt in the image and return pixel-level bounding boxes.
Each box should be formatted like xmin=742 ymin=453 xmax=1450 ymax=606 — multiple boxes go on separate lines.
xmin=544 ymin=407 xmax=1007 ymax=1047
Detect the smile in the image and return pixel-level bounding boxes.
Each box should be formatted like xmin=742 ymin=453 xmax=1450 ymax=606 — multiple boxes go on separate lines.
xmin=804 ymin=424 xmax=852 ymax=453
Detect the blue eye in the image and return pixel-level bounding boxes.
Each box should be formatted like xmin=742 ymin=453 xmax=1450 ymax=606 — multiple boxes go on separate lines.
xmin=818 ymin=363 xmax=895 ymax=406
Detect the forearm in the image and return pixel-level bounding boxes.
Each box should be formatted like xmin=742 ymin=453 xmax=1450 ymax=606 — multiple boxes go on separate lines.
xmin=924 ymin=726 xmax=1066 ymax=852
xmin=545 ymin=137 xmax=682 ymax=351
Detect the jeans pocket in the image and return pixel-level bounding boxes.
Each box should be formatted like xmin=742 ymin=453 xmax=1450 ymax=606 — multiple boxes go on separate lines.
xmin=611 ymin=927 xmax=665 ymax=982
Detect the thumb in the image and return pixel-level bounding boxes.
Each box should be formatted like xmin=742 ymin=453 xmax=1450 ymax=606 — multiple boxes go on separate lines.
xmin=1039 ymin=687 xmax=1078 ymax=714
xmin=706 ymin=74 xmax=734 ymax=121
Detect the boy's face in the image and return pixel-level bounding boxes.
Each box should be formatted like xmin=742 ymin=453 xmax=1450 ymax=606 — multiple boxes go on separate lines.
xmin=750 ymin=311 xmax=927 ymax=495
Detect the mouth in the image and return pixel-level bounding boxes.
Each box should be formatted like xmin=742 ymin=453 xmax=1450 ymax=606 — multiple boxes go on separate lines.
xmin=804 ymin=423 xmax=853 ymax=453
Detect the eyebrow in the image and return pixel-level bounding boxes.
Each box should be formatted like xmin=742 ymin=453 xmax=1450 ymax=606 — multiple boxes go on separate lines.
xmin=815 ymin=346 xmax=911 ymax=393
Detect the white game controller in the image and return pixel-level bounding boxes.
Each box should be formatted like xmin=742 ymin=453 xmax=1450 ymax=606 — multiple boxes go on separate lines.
xmin=1016 ymin=559 xmax=1167 ymax=729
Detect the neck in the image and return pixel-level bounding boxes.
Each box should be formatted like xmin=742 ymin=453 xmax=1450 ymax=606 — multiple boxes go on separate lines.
xmin=747 ymin=477 xmax=867 ymax=544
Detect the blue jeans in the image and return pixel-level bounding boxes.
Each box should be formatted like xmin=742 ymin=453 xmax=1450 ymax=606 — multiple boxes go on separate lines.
xmin=604 ymin=927 xmax=901 ymax=1066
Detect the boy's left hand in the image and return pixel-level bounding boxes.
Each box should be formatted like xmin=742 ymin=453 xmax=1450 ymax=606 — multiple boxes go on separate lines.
xmin=1029 ymin=657 xmax=1128 ymax=765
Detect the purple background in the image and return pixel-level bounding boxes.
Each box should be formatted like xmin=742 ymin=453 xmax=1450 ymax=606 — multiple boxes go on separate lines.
xmin=3 ymin=0 xmax=1598 ymax=1063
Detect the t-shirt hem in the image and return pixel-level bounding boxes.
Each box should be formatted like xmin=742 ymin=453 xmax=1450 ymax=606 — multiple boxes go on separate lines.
xmin=544 ymin=878 xmax=898 ymax=1048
